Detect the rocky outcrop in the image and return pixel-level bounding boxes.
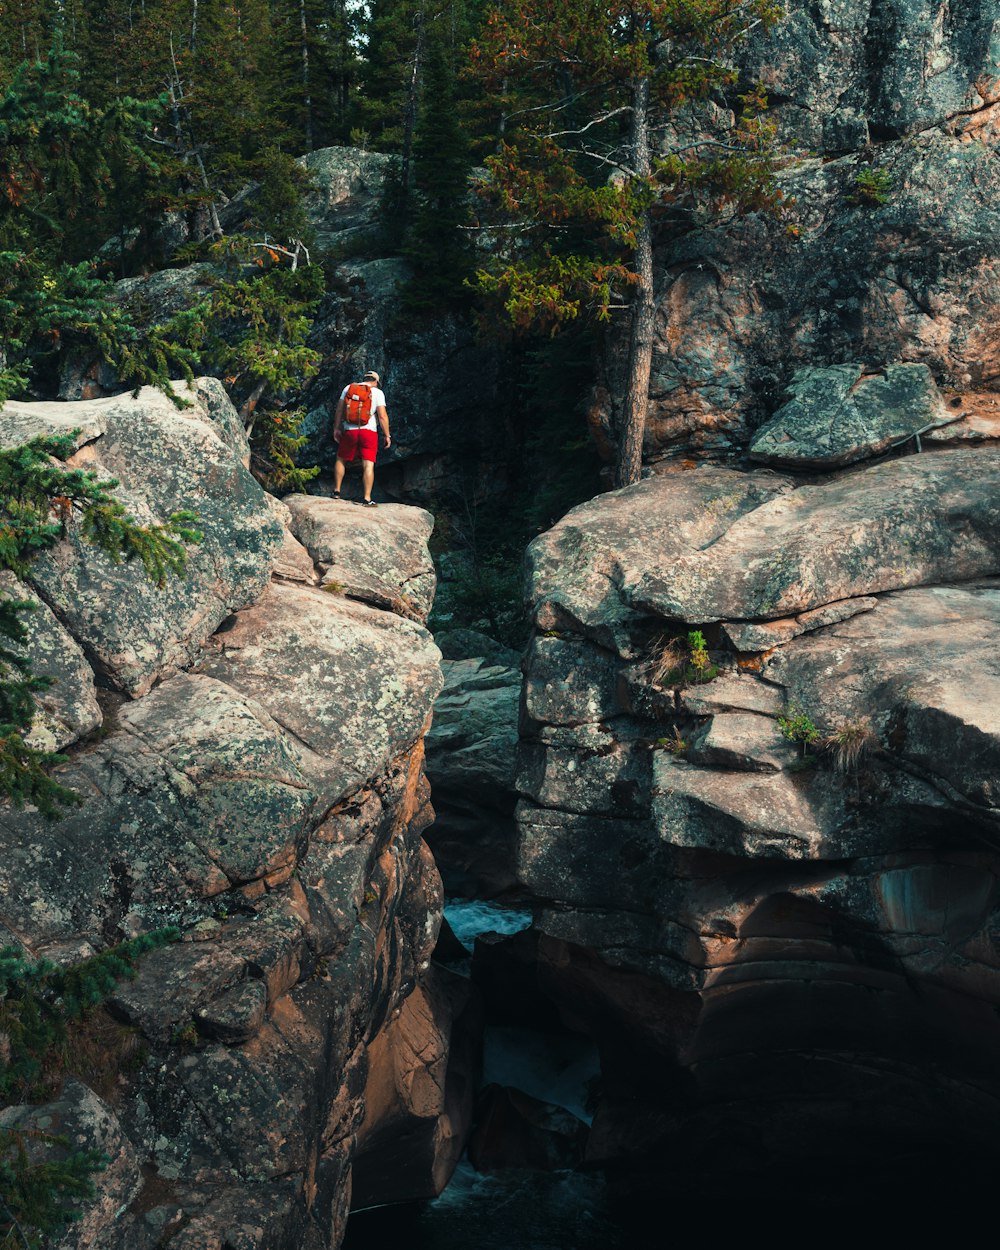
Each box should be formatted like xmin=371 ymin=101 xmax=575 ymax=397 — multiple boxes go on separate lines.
xmin=0 ymin=1081 xmax=142 ymax=1250
xmin=0 ymin=383 xmax=470 ymax=1247
xmin=349 ymin=964 xmax=482 ymax=1207
xmin=1 ymin=571 xmax=102 ymax=752
xmin=594 ymin=129 xmax=1000 ymax=461
xmin=300 ymin=148 xmax=395 ymax=253
xmin=516 ymin=440 xmax=1000 ymax=1202
xmin=468 ymin=1085 xmax=588 ymax=1173
xmin=748 ymin=362 xmax=954 ymax=468
xmin=0 ymin=380 xmax=279 ymax=697
xmin=741 ymin=0 xmax=1000 ymax=152
xmin=283 ymin=493 xmax=437 ymax=621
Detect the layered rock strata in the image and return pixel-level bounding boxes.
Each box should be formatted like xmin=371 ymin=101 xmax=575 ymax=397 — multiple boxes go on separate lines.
xmin=516 ymin=445 xmax=1000 ymax=1201
xmin=0 ymin=385 xmax=470 ymax=1248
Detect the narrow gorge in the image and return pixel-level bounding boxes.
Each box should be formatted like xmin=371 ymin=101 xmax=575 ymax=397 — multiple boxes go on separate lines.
xmin=2 ymin=0 xmax=1000 ymax=1244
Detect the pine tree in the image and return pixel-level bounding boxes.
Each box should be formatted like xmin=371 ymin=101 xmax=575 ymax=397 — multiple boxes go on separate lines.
xmin=266 ymin=0 xmax=358 ymax=152
xmin=0 ymin=0 xmax=50 ymax=81
xmin=357 ymin=0 xmax=425 ymax=154
xmin=159 ymin=229 xmax=322 ymax=491
xmin=0 ymin=44 xmax=207 ymax=397
xmin=359 ymin=0 xmax=480 ymax=178
xmin=470 ymin=0 xmax=786 ymax=487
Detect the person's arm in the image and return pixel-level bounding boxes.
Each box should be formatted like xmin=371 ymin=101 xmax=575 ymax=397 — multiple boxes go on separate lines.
xmin=333 ymin=395 xmax=346 ymax=441
xmin=376 ymin=404 xmax=391 ymax=449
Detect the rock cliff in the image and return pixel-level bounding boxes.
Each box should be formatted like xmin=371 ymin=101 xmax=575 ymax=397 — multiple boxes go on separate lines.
xmin=593 ymin=0 xmax=1000 ymax=464
xmin=515 ymin=443 xmax=1000 ymax=1201
xmin=0 ymin=383 xmax=472 ymax=1248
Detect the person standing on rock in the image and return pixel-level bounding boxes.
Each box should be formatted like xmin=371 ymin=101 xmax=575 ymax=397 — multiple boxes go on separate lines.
xmin=332 ymin=370 xmax=391 ymax=507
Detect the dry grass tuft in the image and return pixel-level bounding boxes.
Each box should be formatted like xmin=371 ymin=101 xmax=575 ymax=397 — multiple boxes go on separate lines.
xmin=820 ymin=716 xmax=878 ymax=774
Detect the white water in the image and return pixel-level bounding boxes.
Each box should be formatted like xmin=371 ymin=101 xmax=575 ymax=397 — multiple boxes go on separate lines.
xmin=443 ymin=898 xmax=533 ymax=952
xmin=443 ymin=896 xmax=600 ymax=1124
xmin=344 ymin=896 xmax=617 ymax=1248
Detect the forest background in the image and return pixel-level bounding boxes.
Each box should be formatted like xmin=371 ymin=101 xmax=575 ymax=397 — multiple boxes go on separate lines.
xmin=1 ymin=0 xmax=781 ymax=523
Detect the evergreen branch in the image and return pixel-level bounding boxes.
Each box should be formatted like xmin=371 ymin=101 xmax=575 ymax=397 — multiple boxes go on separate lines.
xmin=0 ymin=930 xmax=179 ymax=1242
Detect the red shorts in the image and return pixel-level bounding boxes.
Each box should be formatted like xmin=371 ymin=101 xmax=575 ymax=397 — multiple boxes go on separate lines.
xmin=337 ymin=427 xmax=378 ymax=463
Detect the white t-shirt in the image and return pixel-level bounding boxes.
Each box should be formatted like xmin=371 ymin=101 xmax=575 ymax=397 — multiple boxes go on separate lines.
xmin=340 ymin=383 xmax=386 ymax=433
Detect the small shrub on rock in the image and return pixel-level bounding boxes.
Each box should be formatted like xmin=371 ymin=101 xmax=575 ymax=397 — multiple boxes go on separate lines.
xmin=650 ymin=630 xmax=719 ymax=688
xmin=655 ymin=725 xmax=688 ymax=755
xmin=777 ymin=706 xmax=821 ymax=758
xmin=849 ymin=167 xmax=894 ymax=207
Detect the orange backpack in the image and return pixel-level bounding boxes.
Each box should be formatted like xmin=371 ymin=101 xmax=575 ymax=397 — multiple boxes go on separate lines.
xmin=344 ymin=382 xmax=373 ymax=427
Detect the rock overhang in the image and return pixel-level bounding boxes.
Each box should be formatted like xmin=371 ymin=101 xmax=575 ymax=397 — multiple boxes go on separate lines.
xmin=527 ymin=448 xmax=1000 ymax=643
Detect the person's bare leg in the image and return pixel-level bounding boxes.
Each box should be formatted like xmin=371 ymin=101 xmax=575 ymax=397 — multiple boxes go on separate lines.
xmin=334 ymin=457 xmax=347 ymax=494
xmin=362 ymin=459 xmax=375 ymax=501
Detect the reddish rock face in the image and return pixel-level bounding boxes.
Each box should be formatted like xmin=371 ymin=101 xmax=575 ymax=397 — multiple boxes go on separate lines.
xmin=592 ymin=78 xmax=1000 ymax=466
xmin=467 ymin=1084 xmax=588 ymax=1173
xmin=350 ymin=966 xmax=483 ymax=1208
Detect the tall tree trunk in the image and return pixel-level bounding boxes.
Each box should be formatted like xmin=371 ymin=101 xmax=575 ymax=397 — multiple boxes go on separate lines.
xmin=300 ymin=0 xmax=313 ymax=150
xmin=615 ymin=76 xmax=654 ymax=490
xmin=399 ymin=6 xmax=425 ymax=193
xmin=167 ymin=39 xmax=222 ymax=241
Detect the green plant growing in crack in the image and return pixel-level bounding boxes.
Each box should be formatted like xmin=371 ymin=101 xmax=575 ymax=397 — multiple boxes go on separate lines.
xmin=777 ymin=705 xmax=821 ymax=759
xmin=849 ymin=167 xmax=894 ymax=207
xmin=655 ymin=725 xmax=688 ymax=755
xmin=650 ymin=630 xmax=719 ymax=688
xmin=170 ymin=1022 xmax=199 ymax=1049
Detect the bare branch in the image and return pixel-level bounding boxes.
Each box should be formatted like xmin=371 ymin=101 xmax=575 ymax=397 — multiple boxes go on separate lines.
xmin=544 ymin=105 xmax=633 ymax=139
xmin=251 ymin=236 xmax=311 ymax=272
xmin=659 ymin=138 xmax=758 ymax=156
xmin=571 ymin=148 xmax=638 ymax=177
xmin=502 ymin=86 xmax=601 ymax=124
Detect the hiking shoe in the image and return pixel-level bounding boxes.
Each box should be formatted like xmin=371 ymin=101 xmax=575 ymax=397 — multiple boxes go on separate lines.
xmin=332 ymin=491 xmax=342 ymax=500
xmin=358 ymin=499 xmax=378 ymax=507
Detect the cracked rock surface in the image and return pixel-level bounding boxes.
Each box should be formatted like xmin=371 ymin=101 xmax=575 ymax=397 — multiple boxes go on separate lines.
xmin=283 ymin=493 xmax=437 ymax=622
xmin=593 ymin=0 xmax=1000 ymax=464
xmin=517 ymin=438 xmax=1000 ymax=1202
xmin=0 ymin=384 xmax=473 ymax=1249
